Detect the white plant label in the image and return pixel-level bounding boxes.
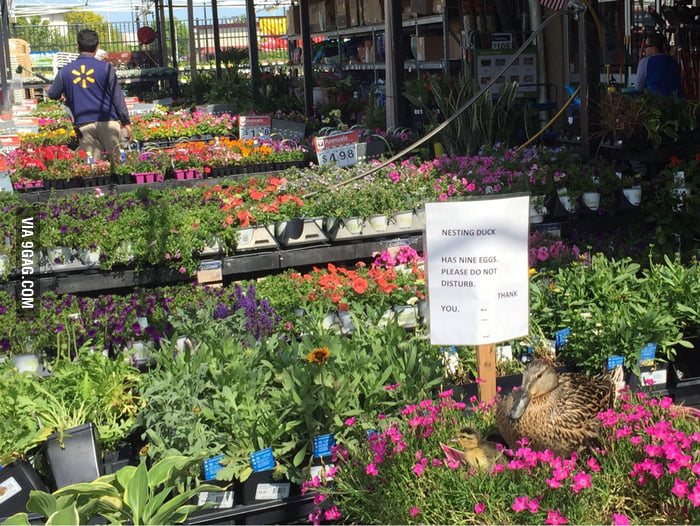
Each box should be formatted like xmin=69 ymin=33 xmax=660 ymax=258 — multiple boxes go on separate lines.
xmin=239 ymin=115 xmax=271 ymax=139
xmin=0 ymin=476 xmax=22 ymax=505
xmin=314 ymin=130 xmax=359 ymax=167
xmin=255 ymin=482 xmax=291 ymax=500
xmin=424 ymin=196 xmax=529 ymax=345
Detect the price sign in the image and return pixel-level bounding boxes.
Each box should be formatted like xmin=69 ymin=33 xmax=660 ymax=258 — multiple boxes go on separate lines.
xmin=239 ymin=115 xmax=271 ymax=139
xmin=0 ymin=135 xmax=21 ymax=153
xmin=491 ymin=33 xmax=513 ymax=49
xmin=15 ymin=117 xmax=39 ymax=135
xmin=314 ymin=130 xmax=359 ymax=167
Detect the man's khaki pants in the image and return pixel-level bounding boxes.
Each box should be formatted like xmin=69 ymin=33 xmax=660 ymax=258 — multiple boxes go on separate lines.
xmin=78 ymin=120 xmax=122 ymax=160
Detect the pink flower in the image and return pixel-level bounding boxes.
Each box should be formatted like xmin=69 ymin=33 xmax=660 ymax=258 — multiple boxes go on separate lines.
xmin=365 ymin=463 xmax=378 ymax=476
xmin=586 ymin=457 xmax=601 ymax=472
xmin=409 ymin=507 xmax=420 ymax=518
xmin=344 ymin=417 xmax=356 ymax=426
xmin=313 ymin=493 xmax=327 ymax=505
xmin=512 ymin=495 xmax=529 ymax=512
xmin=527 ymin=497 xmax=540 ymax=514
xmin=474 ymin=502 xmax=486 ymax=514
xmin=545 ymin=509 xmax=569 ymax=525
xmin=688 ymin=482 xmax=700 ymax=507
xmin=571 ymin=471 xmax=592 ymax=493
xmin=413 ymin=462 xmax=425 ymax=476
xmin=671 ymin=478 xmax=689 ymax=499
xmin=178 ymin=266 xmax=186 ymax=274
xmin=545 ymin=477 xmax=562 ymax=489
xmin=324 ymin=506 xmax=341 ymax=521
xmin=384 ymin=383 xmax=401 ymax=391
xmin=439 ymin=389 xmax=454 ymax=398
xmin=612 ymin=513 xmax=630 ymax=525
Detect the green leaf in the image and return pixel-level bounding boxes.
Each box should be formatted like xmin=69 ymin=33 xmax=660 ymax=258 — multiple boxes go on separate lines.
xmin=124 ymin=461 xmax=148 ymax=524
xmin=45 ymin=505 xmax=80 ymax=526
xmin=292 ymin=446 xmax=307 ymax=467
xmin=147 ymin=456 xmax=193 ymax=488
xmin=0 ymin=513 xmax=30 ymax=525
xmin=25 ymin=491 xmax=57 ymax=518
xmin=149 ymin=486 xmax=219 ymax=525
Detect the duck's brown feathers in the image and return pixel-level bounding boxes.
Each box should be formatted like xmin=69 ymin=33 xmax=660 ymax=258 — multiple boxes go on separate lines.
xmin=494 ymin=361 xmax=619 ymax=457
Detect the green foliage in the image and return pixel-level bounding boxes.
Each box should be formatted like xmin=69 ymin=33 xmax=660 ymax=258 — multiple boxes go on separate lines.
xmin=1 ymin=456 xmax=222 ymax=525
xmin=403 ymin=75 xmax=524 ymax=156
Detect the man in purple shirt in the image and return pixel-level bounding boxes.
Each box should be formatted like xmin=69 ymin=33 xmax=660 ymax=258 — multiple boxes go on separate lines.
xmin=48 ymin=29 xmax=132 ymax=160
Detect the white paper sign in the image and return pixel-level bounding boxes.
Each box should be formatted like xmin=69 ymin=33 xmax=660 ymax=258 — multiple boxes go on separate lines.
xmin=239 ymin=115 xmax=271 ymax=139
xmin=0 ymin=476 xmax=22 ymax=505
xmin=314 ymin=130 xmax=359 ymax=167
xmin=425 ymin=196 xmax=529 ymax=345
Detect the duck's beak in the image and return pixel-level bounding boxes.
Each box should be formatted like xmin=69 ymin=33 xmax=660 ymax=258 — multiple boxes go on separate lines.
xmin=509 ymin=390 xmax=530 ymax=420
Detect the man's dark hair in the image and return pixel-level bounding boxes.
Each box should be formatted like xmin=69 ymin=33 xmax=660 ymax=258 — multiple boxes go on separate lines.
xmin=645 ymin=32 xmax=667 ymax=52
xmin=77 ymin=29 xmax=99 ymax=53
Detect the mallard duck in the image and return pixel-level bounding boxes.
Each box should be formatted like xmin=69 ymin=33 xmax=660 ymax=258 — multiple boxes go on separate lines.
xmin=494 ymin=360 xmax=621 ymax=457
xmin=450 ymin=427 xmax=503 ymax=471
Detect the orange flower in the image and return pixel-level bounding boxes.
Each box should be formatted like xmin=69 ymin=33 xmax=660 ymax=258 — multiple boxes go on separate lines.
xmin=237 ymin=209 xmax=254 ymax=227
xmin=307 ymin=346 xmax=331 ymax=365
xmin=351 ymin=276 xmax=368 ymax=294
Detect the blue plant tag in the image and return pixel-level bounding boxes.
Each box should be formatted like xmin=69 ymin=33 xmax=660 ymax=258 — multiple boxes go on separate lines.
xmin=202 ymin=454 xmax=226 ymax=480
xmin=555 ymin=328 xmax=571 ymax=350
xmin=639 ymin=343 xmax=657 ymax=367
xmin=250 ymin=447 xmax=276 ymax=472
xmin=607 ymin=355 xmax=624 ymax=370
xmin=313 ymin=434 xmax=335 ymax=458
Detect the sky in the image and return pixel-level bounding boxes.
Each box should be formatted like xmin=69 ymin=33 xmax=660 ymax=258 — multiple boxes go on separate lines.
xmin=13 ymin=0 xmax=287 ymax=24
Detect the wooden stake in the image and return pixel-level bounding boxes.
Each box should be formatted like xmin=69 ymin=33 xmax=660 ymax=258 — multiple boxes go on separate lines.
xmin=476 ymin=343 xmax=497 ymax=403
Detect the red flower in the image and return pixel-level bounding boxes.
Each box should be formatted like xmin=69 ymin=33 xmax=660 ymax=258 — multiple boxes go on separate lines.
xmin=351 ymin=277 xmax=368 ymax=294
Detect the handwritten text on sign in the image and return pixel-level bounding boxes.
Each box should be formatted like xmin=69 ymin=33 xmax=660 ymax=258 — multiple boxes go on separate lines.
xmin=424 ymin=196 xmax=529 ymax=345
xmin=239 ymin=115 xmax=271 ymax=139
xmin=314 ymin=130 xmax=359 ymax=167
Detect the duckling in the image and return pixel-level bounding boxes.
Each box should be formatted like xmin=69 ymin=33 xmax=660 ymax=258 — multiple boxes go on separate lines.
xmin=451 ymin=427 xmax=503 ymax=471
xmin=494 ymin=360 xmax=621 ymax=457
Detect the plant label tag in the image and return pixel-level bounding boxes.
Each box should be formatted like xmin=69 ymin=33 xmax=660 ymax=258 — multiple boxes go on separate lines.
xmin=239 ymin=115 xmax=271 ymax=139
xmin=250 ymin=447 xmax=276 ymax=472
xmin=202 ymin=454 xmax=226 ymax=480
xmin=440 ymin=443 xmax=466 ymax=466
xmin=313 ymin=433 xmax=335 ymax=458
xmin=255 ymin=482 xmax=290 ymax=500
xmin=0 ymin=476 xmax=22 ymax=505
xmin=197 ymin=260 xmax=223 ymax=286
xmin=607 ymin=355 xmax=624 ymax=369
xmin=555 ymin=327 xmax=571 ymax=350
xmin=640 ymin=365 xmax=667 ymax=387
xmin=314 ymin=131 xmax=359 ymax=168
xmin=639 ymin=343 xmax=657 ymax=367
xmin=197 ymin=490 xmax=235 ymax=508
xmin=496 ymin=345 xmax=513 ymax=361
xmin=270 ymin=119 xmax=306 ymax=142
xmin=309 ymin=463 xmax=335 ymax=481
xmin=0 ymin=170 xmax=12 ymax=193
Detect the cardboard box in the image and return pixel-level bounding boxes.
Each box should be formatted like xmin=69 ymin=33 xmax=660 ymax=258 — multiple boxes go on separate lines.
xmin=335 ymin=0 xmax=350 ymax=28
xmin=286 ymin=5 xmax=300 ymax=35
xmin=410 ymin=0 xmax=433 ymax=15
xmin=349 ymin=0 xmax=361 ymax=26
xmin=413 ymin=33 xmax=461 ymax=61
xmin=362 ymin=0 xmax=384 ymax=25
xmin=309 ymin=0 xmax=335 ymax=32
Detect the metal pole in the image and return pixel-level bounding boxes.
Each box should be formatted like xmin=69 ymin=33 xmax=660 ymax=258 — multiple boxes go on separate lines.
xmin=384 ymin=0 xmax=404 ymax=129
xmin=246 ymin=0 xmax=261 ymax=106
xmin=0 ymin=0 xmax=10 ymax=111
xmin=299 ymin=0 xmax=314 ymax=118
xmin=577 ymin=3 xmax=589 ymax=161
xmin=187 ymin=0 xmax=197 ymax=84
xmin=211 ymin=0 xmax=222 ymax=78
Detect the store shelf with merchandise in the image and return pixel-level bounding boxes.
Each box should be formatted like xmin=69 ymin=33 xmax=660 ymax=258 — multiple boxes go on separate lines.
xmin=288 ymin=11 xmax=465 ymax=76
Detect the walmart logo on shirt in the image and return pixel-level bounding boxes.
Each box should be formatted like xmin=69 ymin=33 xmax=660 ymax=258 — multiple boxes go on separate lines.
xmin=71 ymin=64 xmax=95 ymax=88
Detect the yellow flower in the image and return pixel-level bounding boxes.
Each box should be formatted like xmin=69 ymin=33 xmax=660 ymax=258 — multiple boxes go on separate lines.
xmin=139 ymin=444 xmax=150 ymax=456
xmin=307 ymin=346 xmax=331 ymax=365
xmin=529 ymin=268 xmax=537 ymax=276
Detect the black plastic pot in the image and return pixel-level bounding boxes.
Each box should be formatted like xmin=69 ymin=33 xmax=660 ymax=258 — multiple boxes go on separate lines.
xmin=46 ymin=422 xmax=104 ymax=489
xmin=0 ymin=459 xmax=48 ymax=519
xmin=240 ymin=470 xmax=292 ymax=506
